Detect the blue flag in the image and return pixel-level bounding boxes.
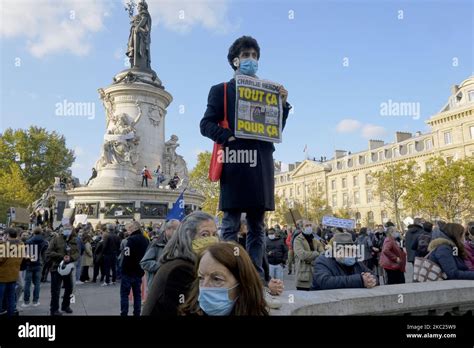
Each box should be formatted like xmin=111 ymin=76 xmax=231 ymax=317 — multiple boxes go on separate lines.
xmin=166 ymin=190 xmax=185 ymax=221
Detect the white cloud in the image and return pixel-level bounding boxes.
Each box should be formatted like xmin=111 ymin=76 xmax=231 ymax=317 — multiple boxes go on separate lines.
xmin=71 ymin=162 xmax=83 ymax=169
xmin=1 ymin=0 xmax=113 ymax=58
xmin=335 ymin=119 xmax=362 ymax=133
xmin=361 ymin=124 xmax=387 ymax=139
xmin=74 ymin=146 xmax=84 ymax=156
xmin=1 ymin=0 xmax=233 ymax=59
xmin=133 ymin=0 xmax=234 ymax=34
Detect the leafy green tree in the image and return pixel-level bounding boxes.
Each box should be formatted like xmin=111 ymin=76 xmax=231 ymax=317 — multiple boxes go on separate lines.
xmin=404 ymin=157 xmax=474 ymax=221
xmin=0 ymin=126 xmax=75 ymax=198
xmin=374 ymin=160 xmax=416 ymax=229
xmin=307 ymin=184 xmax=332 ymax=224
xmin=0 ymin=164 xmax=35 ymax=223
xmin=188 ymin=151 xmax=221 ymax=217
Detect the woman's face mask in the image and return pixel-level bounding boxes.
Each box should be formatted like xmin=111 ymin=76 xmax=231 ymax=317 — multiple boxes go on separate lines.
xmin=198 ymin=284 xmax=239 ymax=316
xmin=62 ymin=229 xmax=72 ymax=238
xmin=268 ymin=234 xmax=276 ymax=240
xmin=192 ymin=236 xmax=219 ymax=254
xmin=303 ymin=227 xmax=313 ymax=235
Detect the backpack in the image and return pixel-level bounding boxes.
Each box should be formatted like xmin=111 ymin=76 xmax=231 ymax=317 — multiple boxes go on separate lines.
xmin=417 ymin=233 xmax=432 ymax=257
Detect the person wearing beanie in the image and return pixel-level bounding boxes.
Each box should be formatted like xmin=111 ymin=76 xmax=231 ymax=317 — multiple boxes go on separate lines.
xmin=312 ymin=232 xmax=378 ymax=291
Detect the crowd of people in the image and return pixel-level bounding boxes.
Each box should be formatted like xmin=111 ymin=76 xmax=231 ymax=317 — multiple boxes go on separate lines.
xmin=1 ymin=213 xmax=473 ymax=317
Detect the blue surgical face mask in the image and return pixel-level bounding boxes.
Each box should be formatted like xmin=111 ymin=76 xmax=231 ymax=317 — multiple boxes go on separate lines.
xmin=62 ymin=229 xmax=72 ymax=238
xmin=303 ymin=227 xmax=313 ymax=235
xmin=239 ymin=58 xmax=258 ymax=76
xmin=198 ymin=284 xmax=239 ymax=316
xmin=338 ymin=257 xmax=356 ymax=266
xmin=393 ymin=232 xmax=401 ymax=239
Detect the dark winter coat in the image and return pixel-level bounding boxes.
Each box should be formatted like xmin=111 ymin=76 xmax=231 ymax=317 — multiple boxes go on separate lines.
xmin=427 ymin=234 xmax=474 ymax=280
xmin=311 ymin=255 xmax=376 ymax=290
xmin=412 ymin=231 xmax=432 ymax=258
xmin=102 ymin=232 xmax=121 ymax=256
xmin=405 ymin=224 xmax=424 ymax=262
xmin=200 ymin=78 xmax=291 ymax=211
xmin=265 ymin=236 xmax=288 ymax=265
xmin=142 ymin=258 xmax=194 ymax=316
xmin=45 ymin=232 xmax=80 ymax=270
xmin=121 ymin=231 xmax=149 ymax=278
xmin=25 ymin=234 xmax=48 ymax=269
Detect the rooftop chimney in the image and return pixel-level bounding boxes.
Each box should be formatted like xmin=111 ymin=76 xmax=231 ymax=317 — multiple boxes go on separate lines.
xmin=335 ymin=150 xmax=347 ymax=159
xmin=395 ymin=131 xmax=412 ymax=143
xmin=368 ymin=140 xmax=384 ymax=150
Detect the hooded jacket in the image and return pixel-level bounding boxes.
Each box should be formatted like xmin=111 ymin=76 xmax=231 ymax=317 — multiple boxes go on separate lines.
xmin=427 ymin=232 xmax=474 ymax=280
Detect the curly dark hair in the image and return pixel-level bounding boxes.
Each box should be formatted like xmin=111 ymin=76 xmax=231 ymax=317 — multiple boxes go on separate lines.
xmin=227 ymin=35 xmax=260 ymax=70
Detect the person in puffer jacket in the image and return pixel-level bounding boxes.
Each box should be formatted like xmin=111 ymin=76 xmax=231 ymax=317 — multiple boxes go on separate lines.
xmin=463 ymin=222 xmax=474 ymax=271
xmin=427 ymin=223 xmax=474 ymax=280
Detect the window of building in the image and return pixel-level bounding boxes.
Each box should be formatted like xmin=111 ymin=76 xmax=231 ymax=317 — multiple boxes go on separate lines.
xmin=342 ymin=193 xmax=348 ymax=206
xmin=290 ymin=188 xmax=293 ymax=197
xmin=394 ymin=147 xmax=400 ymax=158
xmin=425 ymin=139 xmax=433 ymax=150
xmin=283 ymin=189 xmax=286 ymax=197
xmin=318 ymin=182 xmax=323 ymax=192
xmin=342 ymin=177 xmax=347 ymax=188
xmin=297 ymin=186 xmax=301 ymax=195
xmin=381 ymin=210 xmax=388 ymax=220
xmin=444 ymin=131 xmax=452 ymax=145
xmin=408 ymin=143 xmax=414 ymax=154
xmin=354 ymin=191 xmax=360 ymax=204
xmin=355 ymin=212 xmax=361 ymax=221
xmin=331 ymin=179 xmax=336 ymax=190
xmin=378 ymin=151 xmax=384 ymax=161
xmin=353 ymin=175 xmax=359 ymax=186
xmin=332 ymin=194 xmax=337 ymax=207
xmin=365 ymin=173 xmax=373 ymax=185
xmin=367 ymin=211 xmax=374 ymax=222
xmin=469 ymin=90 xmax=474 ymax=101
xmin=366 ymin=189 xmax=373 ymax=203
xmin=470 ymin=126 xmax=474 ymax=140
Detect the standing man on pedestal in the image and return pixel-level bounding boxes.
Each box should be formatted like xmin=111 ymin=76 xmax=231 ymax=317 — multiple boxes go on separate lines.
xmin=200 ymin=36 xmax=291 ymax=278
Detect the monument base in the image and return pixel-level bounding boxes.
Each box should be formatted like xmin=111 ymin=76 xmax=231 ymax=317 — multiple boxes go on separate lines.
xmin=67 ymin=186 xmax=204 ymax=225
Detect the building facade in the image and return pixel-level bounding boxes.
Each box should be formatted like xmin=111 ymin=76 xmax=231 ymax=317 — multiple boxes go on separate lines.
xmin=272 ymin=76 xmax=474 ymax=227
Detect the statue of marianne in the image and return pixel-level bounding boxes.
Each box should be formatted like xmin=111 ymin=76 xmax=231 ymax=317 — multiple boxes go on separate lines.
xmin=126 ymin=0 xmax=152 ymax=70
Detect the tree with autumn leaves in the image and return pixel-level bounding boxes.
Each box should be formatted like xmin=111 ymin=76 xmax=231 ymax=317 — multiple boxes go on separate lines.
xmin=0 ymin=126 xmax=75 ymax=222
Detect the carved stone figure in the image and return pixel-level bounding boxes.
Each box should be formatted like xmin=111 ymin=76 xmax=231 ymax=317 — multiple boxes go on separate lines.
xmin=163 ymin=135 xmax=189 ymax=187
xmin=126 ymin=0 xmax=152 ymax=70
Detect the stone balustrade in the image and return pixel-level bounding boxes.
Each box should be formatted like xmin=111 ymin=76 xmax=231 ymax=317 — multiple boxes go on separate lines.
xmin=270 ymin=280 xmax=474 ymax=315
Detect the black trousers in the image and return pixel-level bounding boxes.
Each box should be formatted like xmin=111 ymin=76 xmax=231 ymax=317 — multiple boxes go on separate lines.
xmin=385 ymin=269 xmax=405 ymax=284
xmin=93 ymin=260 xmax=105 ymax=282
xmin=103 ymin=254 xmax=117 ymax=284
xmin=50 ymin=271 xmax=73 ymax=313
xmin=141 ymin=176 xmax=148 ymax=187
xmin=80 ymin=266 xmax=90 ymax=282
xmin=41 ymin=259 xmax=52 ymax=282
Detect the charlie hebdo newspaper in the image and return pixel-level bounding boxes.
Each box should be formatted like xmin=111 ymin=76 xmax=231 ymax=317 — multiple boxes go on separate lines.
xmin=234 ymin=75 xmax=283 ymax=143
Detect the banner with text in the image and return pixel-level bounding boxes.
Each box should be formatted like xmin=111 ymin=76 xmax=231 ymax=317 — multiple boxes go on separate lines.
xmin=322 ymin=216 xmax=356 ymax=230
xmin=235 ymin=75 xmax=283 ymax=143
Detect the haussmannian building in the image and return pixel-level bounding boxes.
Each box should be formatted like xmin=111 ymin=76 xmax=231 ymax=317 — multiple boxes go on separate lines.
xmin=271 ymin=76 xmax=474 ymax=227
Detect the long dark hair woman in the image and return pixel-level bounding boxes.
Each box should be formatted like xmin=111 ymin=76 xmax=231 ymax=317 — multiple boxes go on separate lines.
xmin=428 ymin=223 xmax=474 ymax=280
xmin=180 ymin=242 xmax=268 ymax=316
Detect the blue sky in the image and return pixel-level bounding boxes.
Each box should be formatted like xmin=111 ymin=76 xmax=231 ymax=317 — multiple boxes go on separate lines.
xmin=1 ymin=0 xmax=473 ymax=183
